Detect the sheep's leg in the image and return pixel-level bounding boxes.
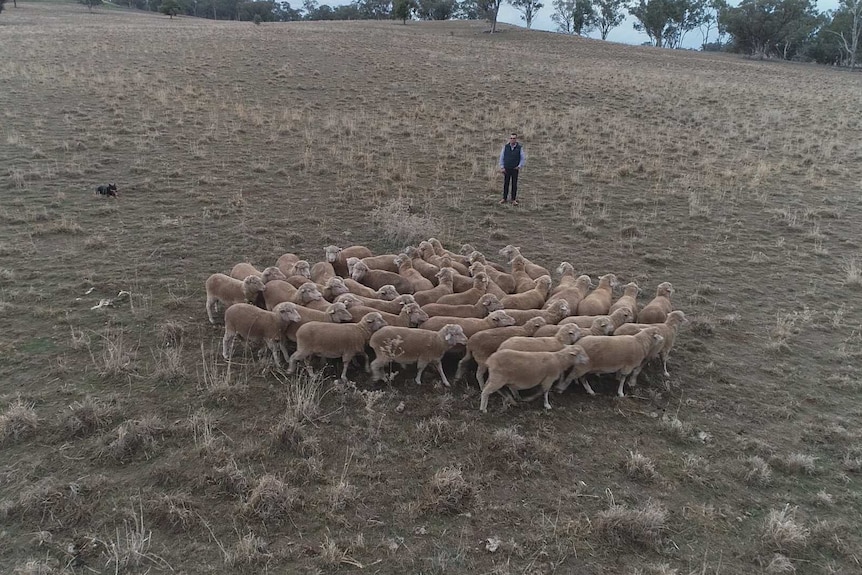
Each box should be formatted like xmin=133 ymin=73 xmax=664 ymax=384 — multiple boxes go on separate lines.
xmin=433 ymin=360 xmax=451 ymax=387
xmin=414 ymin=360 xmax=428 ymax=385
xmin=454 ymin=351 xmax=472 ymax=381
xmin=476 ymin=365 xmax=487 ymax=388
xmin=222 ymin=332 xmax=236 ymax=360
xmin=579 ymin=377 xmax=596 ymax=396
xmin=542 ymin=386 xmax=552 ymax=410
xmin=480 ymin=378 xmax=507 ymax=412
xmin=340 ymin=353 xmax=355 ymax=381
xmin=206 ymin=297 xmax=218 ymax=324
xmin=279 ymin=340 xmax=292 ymax=366
xmin=628 ymin=366 xmax=644 ymax=389
xmin=267 ymin=340 xmax=283 ymax=368
xmin=661 ymin=351 xmax=670 ymax=377
xmin=616 ymin=371 xmax=630 ymax=397
xmin=370 ymin=357 xmax=386 ymax=381
xmin=287 ymin=350 xmax=308 ymax=374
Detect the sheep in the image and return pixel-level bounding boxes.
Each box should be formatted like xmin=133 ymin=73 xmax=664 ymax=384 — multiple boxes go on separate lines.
xmin=393 ymin=254 xmax=435 ymax=292
xmin=351 ymin=260 xmax=415 ymax=295
xmin=347 ymin=301 xmax=429 ymax=327
xmin=455 ymin=317 xmax=547 ymax=386
xmin=499 ymin=275 xmax=552 ymax=310
xmin=468 ymin=262 xmax=507 ymax=299
xmin=451 ymin=267 xmax=479 ymax=293
xmin=369 ymin=324 xmax=468 ymax=387
xmin=638 ymin=282 xmax=674 ymax=324
xmin=336 ymin=292 xmax=416 ymax=314
xmin=222 ymin=302 xmax=302 ymax=367
xmin=509 ymin=255 xmax=538 ymax=293
xmin=577 ymin=273 xmax=617 ymax=316
xmin=501 ymin=299 xmax=569 ymax=325
xmin=403 ymin=246 xmax=442 ymax=284
xmin=284 ymin=261 xmax=313 ymax=287
xmin=611 ymin=310 xmax=686 ymax=376
xmin=535 ymin=314 xmax=615 ymax=338
xmin=419 ymin=241 xmax=470 ymax=275
xmin=325 ymin=245 xmax=374 ymax=278
xmin=310 ymin=261 xmax=336 ymax=285
xmin=556 ymin=328 xmax=665 ymax=398
xmin=428 ymin=237 xmax=471 ymax=266
xmin=293 ymin=282 xmax=325 ymax=307
xmin=262 ymin=279 xmax=297 ymax=310
xmin=498 ymin=245 xmax=551 ymax=280
xmin=288 ymin=312 xmax=387 ymax=381
xmin=422 ymin=293 xmax=503 ymax=319
xmin=342 ymin=278 xmax=399 ymax=300
xmin=275 ymin=252 xmax=300 ymax=276
xmin=480 ymin=345 xmax=590 ymax=412
xmin=359 ymin=254 xmax=400 ymax=274
xmin=285 ymin=302 xmax=354 ymax=342
xmin=609 ymin=282 xmax=640 ymax=319
xmin=551 ymin=262 xmax=579 ymax=295
xmin=545 ymin=274 xmax=592 ymax=315
xmin=468 ymin=251 xmax=515 ymax=292
xmin=434 ymin=272 xmax=489 ymax=306
xmin=205 ymin=274 xmax=267 ymax=324
xmin=419 ymin=309 xmax=517 ymax=338
xmin=412 ymin=268 xmax=455 ymax=306
xmin=229 ymin=263 xmax=287 ymax=284
xmin=497 ymin=323 xmax=582 ymax=353
xmin=559 ymin=307 xmax=635 ymax=332
xmin=320 ymin=276 xmax=350 ymax=302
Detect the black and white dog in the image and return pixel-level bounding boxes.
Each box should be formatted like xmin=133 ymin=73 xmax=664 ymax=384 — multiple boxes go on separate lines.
xmin=96 ymin=183 xmax=119 ymax=197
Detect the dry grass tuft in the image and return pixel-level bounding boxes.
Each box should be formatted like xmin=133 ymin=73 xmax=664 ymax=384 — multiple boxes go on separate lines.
xmin=743 ymin=455 xmax=773 ymax=485
xmin=841 ymin=257 xmax=862 ymax=287
xmin=62 ymin=396 xmax=116 ymax=437
xmin=208 ymin=460 xmax=250 ymax=497
xmin=102 ymin=503 xmax=172 ymax=573
xmin=0 ymin=399 xmax=39 ymax=442
xmin=226 ymin=531 xmax=272 ymax=568
xmin=244 ymin=474 xmax=301 ymax=521
xmin=92 ymin=325 xmax=137 ymax=377
xmin=371 ymin=197 xmax=442 ymax=246
xmin=762 ymin=504 xmax=809 ymax=552
xmin=658 ymin=414 xmax=691 ymax=442
xmin=773 ymin=452 xmax=817 ymax=475
xmin=145 ymin=492 xmax=197 ymax=532
xmin=765 ymin=553 xmax=796 ymax=573
xmin=102 ymin=415 xmax=166 ymax=461
xmin=625 ymin=450 xmax=658 ymax=482
xmin=416 ymin=415 xmax=465 ymax=447
xmin=595 ymin=499 xmax=668 ymax=549
xmin=426 ymin=465 xmax=472 ymax=515
xmin=151 ymin=343 xmax=186 ymax=382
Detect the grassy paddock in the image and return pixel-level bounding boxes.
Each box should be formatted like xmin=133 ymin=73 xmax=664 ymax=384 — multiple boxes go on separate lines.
xmin=1 ymin=2 xmax=861 ymax=573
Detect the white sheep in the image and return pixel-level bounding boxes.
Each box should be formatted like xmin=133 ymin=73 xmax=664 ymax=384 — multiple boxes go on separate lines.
xmin=292 ymin=282 xmax=325 ymax=307
xmin=288 ymin=312 xmax=387 ymax=380
xmin=275 ymin=252 xmax=300 ymax=276
xmin=310 ymin=261 xmax=336 ymax=285
xmin=205 ymin=274 xmax=267 ymax=324
xmin=609 ymin=282 xmax=640 ymax=319
xmin=229 ymin=263 xmax=287 ymax=284
xmin=480 ymin=345 xmax=590 ymax=412
xmin=428 ymin=237 xmax=472 ymax=266
xmin=535 ymin=314 xmax=615 ymax=337
xmin=422 ymin=293 xmax=503 ymax=319
xmin=419 ymin=241 xmax=470 ymax=276
xmin=498 ymin=245 xmax=551 ymax=280
xmin=638 ymin=282 xmax=674 ymax=324
xmin=369 ymin=324 xmax=468 ymax=387
xmin=545 ymin=273 xmax=592 ymax=314
xmin=359 ymin=254 xmax=400 ymax=274
xmin=419 ymin=309 xmax=517 ymax=338
xmin=467 ymin=250 xmax=513 ymax=281
xmin=558 ymin=307 xmax=634 ymax=332
xmin=435 ymin=272 xmax=489 ymax=306
xmin=455 ymin=317 xmax=547 ymax=386
xmin=336 ymin=292 xmax=416 ymax=315
xmin=325 ymin=245 xmax=374 ymax=278
xmin=284 ymin=260 xmax=313 ymax=287
xmin=222 ymin=302 xmax=302 ymax=367
xmin=577 ymin=273 xmax=617 ymax=316
xmin=497 ymin=323 xmax=582 ymax=353
xmin=285 ymin=302 xmax=354 ymax=342
xmin=412 ymin=268 xmax=455 ymax=306
xmin=501 ymin=299 xmax=570 ymax=325
xmin=499 ymin=275 xmax=552 ymax=310
xmin=320 ymin=276 xmax=350 ymax=302
xmin=468 ymin=262 xmax=508 ymax=299
xmin=347 ymin=301 xmax=429 ymax=327
xmin=351 ymin=260 xmax=415 ymax=295
xmin=403 ymin=246 xmax=443 ymax=284
xmin=262 ymin=279 xmax=298 ymax=310
xmin=509 ymin=255 xmax=538 ymax=293
xmin=393 ymin=254 xmax=435 ymax=292
xmin=611 ymin=310 xmax=686 ymax=376
xmin=557 ymin=328 xmax=665 ymax=397
xmin=342 ymin=278 xmax=399 ymax=300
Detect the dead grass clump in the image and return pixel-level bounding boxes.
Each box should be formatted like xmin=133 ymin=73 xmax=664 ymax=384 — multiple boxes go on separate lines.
xmin=490 ymin=425 xmax=529 ymax=457
xmin=773 ymin=452 xmax=817 ymax=475
xmin=226 ymin=531 xmax=272 ymax=568
xmin=102 ymin=415 xmax=166 ymax=461
xmin=102 ymin=504 xmax=172 ymax=573
xmin=766 ymin=312 xmax=802 ymax=352
xmin=425 ymin=466 xmax=472 ymax=515
xmin=594 ymin=499 xmax=668 ymax=549
xmin=743 ymin=455 xmax=773 ymax=485
xmin=11 ymin=557 xmax=65 ymax=574
xmin=92 ymin=325 xmax=137 ymax=377
xmin=34 ymin=216 xmax=84 ymax=236
xmin=658 ymin=414 xmax=691 ymax=442
xmin=765 ymin=553 xmax=795 ymax=573
xmin=762 ymin=505 xmax=809 ymax=552
xmin=151 ymin=344 xmax=187 ymax=383
xmin=156 ymin=319 xmax=186 ymax=346
xmin=276 ymin=369 xmax=328 ymax=424
xmin=208 ymin=460 xmax=250 ymax=497
xmin=63 ymin=396 xmax=117 ymax=437
xmin=84 ymin=233 xmax=108 ymax=249
xmin=841 ymin=257 xmax=862 ymax=287
xmin=145 ymin=492 xmax=197 ymax=532
xmin=625 ymin=450 xmax=658 ymax=482
xmin=415 ymin=415 xmax=465 ymax=447
xmin=371 ymin=197 xmax=442 ymax=246
xmin=198 ymin=342 xmax=249 ymax=401
xmin=842 ymin=451 xmax=862 ymax=473
xmin=0 ymin=399 xmax=39 ymax=442
xmin=244 ymin=474 xmax=301 ymax=521
xmin=3 ymin=475 xmax=104 ymax=525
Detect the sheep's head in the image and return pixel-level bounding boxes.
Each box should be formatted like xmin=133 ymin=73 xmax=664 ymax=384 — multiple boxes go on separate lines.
xmin=610 ymin=307 xmax=635 ymax=325
xmin=294 ymin=261 xmax=312 ymax=278
xmin=403 ymin=303 xmax=429 ymax=327
xmin=242 ymin=275 xmax=267 ymax=300
xmin=473 ymin=272 xmax=489 ymax=290
xmin=556 ymin=262 xmax=574 ymax=277
xmin=469 ymin=262 xmax=484 ymax=277
xmin=510 ymin=255 xmax=526 ymax=272
xmin=346 ymin=257 xmax=361 ymax=276
xmin=593 ymin=317 xmax=614 ymax=335
xmin=563 ymin=344 xmax=590 ymax=368
xmin=524 ymin=317 xmax=548 ymax=334
xmin=441 ymin=324 xmax=468 ymax=346
xmin=350 ymin=261 xmax=369 ymax=281
xmin=335 ymin=293 xmax=363 ymax=308
xmin=576 ymin=275 xmax=593 ymax=292
xmin=326 ymin=277 xmax=349 ymax=297
xmin=324 ymin=245 xmax=342 ymax=263
xmin=403 ymin=246 xmax=419 ymax=258
xmin=396 ymin=294 xmax=416 ymax=305
xmin=548 ymin=299 xmax=570 ymax=319
xmin=377 ymin=285 xmax=399 ymax=301
xmin=598 ymin=273 xmax=617 ymax=290
xmin=393 ymin=254 xmax=409 ymax=268
xmin=363 ymin=312 xmax=388 ymax=333
xmin=261 ymin=266 xmax=287 ymax=283
xmin=428 ymin=238 xmax=445 ymax=254
xmin=498 ymin=244 xmax=520 ymax=262
xmin=623 ymin=282 xmax=640 ymax=297
xmin=657 ymin=282 xmax=674 ymax=298
xmin=557 ymin=324 xmax=582 ymax=345
xmin=667 ymin=310 xmax=686 ymax=327
xmin=327 ymin=302 xmax=354 ymax=323
xmin=273 ymin=302 xmax=302 ymax=323
xmin=479 ymin=294 xmax=503 ymax=314
xmin=436 ymin=268 xmax=454 ymax=283
xmin=643 ymin=329 xmax=665 ymax=355
xmin=488 ymin=310 xmax=517 ymax=327
xmin=463 ymin=245 xmax=479 ymax=257
xmin=298 ymin=282 xmax=323 ymax=302
xmin=418 ymin=241 xmax=434 ymax=258
xmin=468 ymin=250 xmax=485 ymax=265
xmin=536 ymin=275 xmax=552 ymax=295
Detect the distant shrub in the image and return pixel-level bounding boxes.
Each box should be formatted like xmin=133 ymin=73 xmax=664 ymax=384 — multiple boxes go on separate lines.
xmin=371 ymin=197 xmax=442 ymax=246
xmin=253 ymin=13 xmax=262 ymax=24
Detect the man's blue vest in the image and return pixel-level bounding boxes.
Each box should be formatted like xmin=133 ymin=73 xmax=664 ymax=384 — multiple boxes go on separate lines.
xmin=503 ymin=143 xmax=521 ymax=170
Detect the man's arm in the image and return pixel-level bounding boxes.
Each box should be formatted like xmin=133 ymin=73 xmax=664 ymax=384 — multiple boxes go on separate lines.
xmin=499 ymin=146 xmax=506 ymax=169
xmin=518 ymin=147 xmax=526 ymax=169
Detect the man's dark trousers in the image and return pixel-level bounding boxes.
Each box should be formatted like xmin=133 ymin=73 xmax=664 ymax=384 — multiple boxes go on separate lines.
xmin=503 ymin=168 xmax=519 ymax=202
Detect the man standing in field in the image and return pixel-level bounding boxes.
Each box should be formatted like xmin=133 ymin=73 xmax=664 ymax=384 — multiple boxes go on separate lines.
xmin=499 ymin=133 xmax=526 ymax=205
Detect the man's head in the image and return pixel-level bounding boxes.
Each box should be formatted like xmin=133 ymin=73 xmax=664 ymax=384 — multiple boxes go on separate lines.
xmin=508 ymin=133 xmax=518 ymax=145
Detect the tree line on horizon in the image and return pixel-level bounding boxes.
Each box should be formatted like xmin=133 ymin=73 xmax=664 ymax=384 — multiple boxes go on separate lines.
xmin=20 ymin=0 xmax=858 ymax=68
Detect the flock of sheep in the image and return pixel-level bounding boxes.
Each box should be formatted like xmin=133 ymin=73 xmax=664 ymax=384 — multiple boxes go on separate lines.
xmin=204 ymin=239 xmax=684 ymax=412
